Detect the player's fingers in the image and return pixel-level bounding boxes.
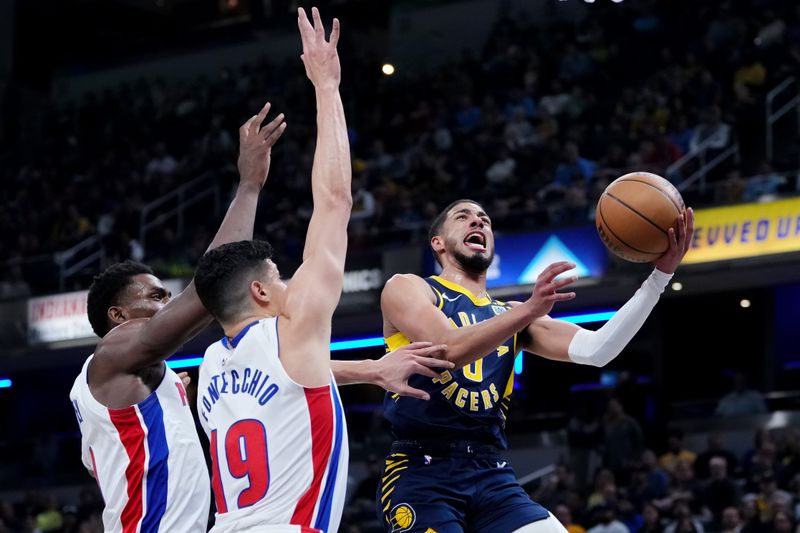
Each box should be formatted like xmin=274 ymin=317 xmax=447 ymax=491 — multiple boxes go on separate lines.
xmin=330 ymin=18 xmax=340 ymax=47
xmin=251 ymin=102 xmax=271 ymax=134
xmin=668 ymin=227 xmax=678 ymax=251
xmin=259 ymin=112 xmax=285 ymax=138
xmin=297 ymin=8 xmax=314 ymax=43
xmin=676 ymin=213 xmax=687 ymax=246
xmin=413 ymin=355 xmax=454 ymax=369
xmin=684 ymin=207 xmax=695 ymax=254
xmin=239 ymin=116 xmax=255 ymax=140
xmin=397 ymin=385 xmax=430 ymax=401
xmin=539 ymin=261 xmax=576 ymax=283
xmin=411 ymin=343 xmax=447 ymax=356
xmin=311 ymin=7 xmax=324 ymax=38
xmin=411 ymin=364 xmax=440 ymax=380
xmin=177 ymin=371 xmax=191 ymax=387
xmin=552 ymin=275 xmax=578 ymax=291
xmin=401 ymin=341 xmax=434 ymax=352
xmin=549 ymin=292 xmax=576 ymax=301
xmin=263 ymin=122 xmax=287 ymax=146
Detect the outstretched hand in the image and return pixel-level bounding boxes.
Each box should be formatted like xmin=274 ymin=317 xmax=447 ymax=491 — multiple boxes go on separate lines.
xmin=375 ymin=342 xmax=453 ymax=401
xmin=237 ymin=102 xmax=286 ymax=191
xmin=297 ymin=7 xmax=341 ymax=91
xmin=524 ymin=261 xmax=578 ymax=318
xmin=654 ymin=207 xmax=695 ymax=274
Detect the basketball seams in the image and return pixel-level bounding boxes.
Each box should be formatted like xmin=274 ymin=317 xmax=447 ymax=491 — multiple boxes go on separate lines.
xmin=605 ymin=191 xmax=670 ymax=238
xmin=597 ymin=198 xmax=663 ymax=261
xmin=613 ymin=178 xmax=684 ymax=214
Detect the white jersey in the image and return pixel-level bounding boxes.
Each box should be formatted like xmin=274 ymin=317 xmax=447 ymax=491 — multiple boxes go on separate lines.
xmin=198 ymin=318 xmax=348 ymax=533
xmin=69 ymin=357 xmax=210 ymax=533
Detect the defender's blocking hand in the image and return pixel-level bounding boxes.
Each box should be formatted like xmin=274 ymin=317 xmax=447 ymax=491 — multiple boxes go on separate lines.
xmin=297 ymin=7 xmax=341 ymax=91
xmin=237 ymin=101 xmax=286 ymax=190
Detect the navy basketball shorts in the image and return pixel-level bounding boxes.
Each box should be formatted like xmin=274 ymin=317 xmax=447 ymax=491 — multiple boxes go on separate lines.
xmin=376 ymin=440 xmax=550 ymax=533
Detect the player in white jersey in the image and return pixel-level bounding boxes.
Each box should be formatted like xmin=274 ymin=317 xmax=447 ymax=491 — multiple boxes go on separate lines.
xmin=69 ymin=104 xmax=288 ymax=533
xmin=191 ymin=8 xmax=439 ymax=532
xmin=198 ymin=311 xmax=348 ymax=533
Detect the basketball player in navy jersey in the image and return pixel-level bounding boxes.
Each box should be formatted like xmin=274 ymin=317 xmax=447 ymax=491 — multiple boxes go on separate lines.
xmin=378 ymin=199 xmax=694 ymax=532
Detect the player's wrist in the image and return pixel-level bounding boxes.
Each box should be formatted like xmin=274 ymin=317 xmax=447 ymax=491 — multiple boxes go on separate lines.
xmin=236 ymin=180 xmax=263 ymax=194
xmin=362 ymin=358 xmax=384 ymax=388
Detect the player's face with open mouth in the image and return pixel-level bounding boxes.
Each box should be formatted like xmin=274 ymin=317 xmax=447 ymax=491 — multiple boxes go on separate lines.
xmin=444 ymin=202 xmax=494 ymax=272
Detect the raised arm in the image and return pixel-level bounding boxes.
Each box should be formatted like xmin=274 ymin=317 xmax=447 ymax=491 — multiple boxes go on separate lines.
xmin=279 ymin=8 xmax=352 ymax=387
xmin=521 ymin=209 xmax=694 ymax=364
xmin=381 ymin=262 xmax=577 ymax=369
xmin=98 ymin=106 xmax=286 ymax=372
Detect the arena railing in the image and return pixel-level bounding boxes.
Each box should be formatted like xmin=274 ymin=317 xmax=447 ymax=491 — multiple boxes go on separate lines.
xmin=766 ymin=76 xmax=800 ymax=162
xmin=138 ymin=171 xmax=221 ymax=251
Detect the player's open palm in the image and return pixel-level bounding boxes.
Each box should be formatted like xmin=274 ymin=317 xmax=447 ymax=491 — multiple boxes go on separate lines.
xmin=237 ymin=102 xmax=286 ymax=190
xmin=297 ymin=7 xmax=341 ymax=91
xmin=525 ymin=261 xmax=577 ymax=318
xmin=654 ymin=208 xmax=694 ymax=274
xmin=376 ymin=342 xmax=453 ymax=401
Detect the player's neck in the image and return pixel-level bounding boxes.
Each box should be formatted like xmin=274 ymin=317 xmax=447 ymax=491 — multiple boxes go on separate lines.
xmin=438 ymin=266 xmax=488 ymax=299
xmin=223 ymin=311 xmax=275 ymax=340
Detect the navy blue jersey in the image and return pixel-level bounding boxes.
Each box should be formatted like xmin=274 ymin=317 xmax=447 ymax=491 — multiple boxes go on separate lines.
xmin=383 ymin=276 xmax=518 ymax=449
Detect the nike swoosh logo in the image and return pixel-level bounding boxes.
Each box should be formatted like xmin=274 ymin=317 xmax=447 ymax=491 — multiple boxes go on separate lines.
xmin=441 ymin=293 xmax=462 ymax=302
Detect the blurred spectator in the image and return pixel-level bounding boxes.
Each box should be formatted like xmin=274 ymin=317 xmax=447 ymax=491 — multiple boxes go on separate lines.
xmin=659 ymin=429 xmax=697 ymax=475
xmin=720 ymin=506 xmax=743 ymax=533
xmin=772 ymin=509 xmax=795 ymax=533
xmin=637 ymin=502 xmax=664 ymax=533
xmin=602 ymin=398 xmax=645 ymax=481
xmin=568 ymin=402 xmax=602 ymax=490
xmin=743 ymin=470 xmax=792 ymax=524
xmin=588 ymin=505 xmax=630 ymax=533
xmin=663 ymin=499 xmax=705 ymax=533
xmin=554 ymin=142 xmax=598 ymax=187
xmin=556 ymin=503 xmax=589 ymax=533
xmin=629 ymin=450 xmax=671 ymax=507
xmin=715 ymin=373 xmax=768 ymax=417
xmin=700 ymin=456 xmax=740 ymax=527
xmin=695 ymin=433 xmax=739 ymax=480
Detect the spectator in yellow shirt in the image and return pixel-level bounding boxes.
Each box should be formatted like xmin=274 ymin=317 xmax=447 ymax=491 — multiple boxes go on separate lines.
xmin=659 ymin=428 xmax=697 ymax=474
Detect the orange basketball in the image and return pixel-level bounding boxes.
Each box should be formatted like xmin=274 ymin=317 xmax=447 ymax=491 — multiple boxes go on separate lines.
xmin=595 ymin=172 xmax=685 ymax=263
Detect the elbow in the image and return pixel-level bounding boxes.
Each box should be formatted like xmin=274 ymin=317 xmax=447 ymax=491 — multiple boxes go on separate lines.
xmin=320 ymin=187 xmax=353 ymax=211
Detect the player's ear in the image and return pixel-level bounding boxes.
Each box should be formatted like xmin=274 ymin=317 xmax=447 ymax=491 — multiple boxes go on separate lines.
xmin=107 ymin=305 xmax=127 ymax=326
xmin=251 ymin=280 xmax=270 ymax=304
xmin=430 ymin=235 xmax=445 ymax=255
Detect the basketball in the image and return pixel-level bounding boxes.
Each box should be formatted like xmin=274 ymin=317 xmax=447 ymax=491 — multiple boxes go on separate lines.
xmin=595 ymin=172 xmax=686 ymax=263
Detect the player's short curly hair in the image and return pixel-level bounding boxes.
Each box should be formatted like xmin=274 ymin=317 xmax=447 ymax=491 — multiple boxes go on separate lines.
xmin=194 ymin=240 xmax=273 ymax=324
xmin=87 ymin=260 xmax=154 ymax=338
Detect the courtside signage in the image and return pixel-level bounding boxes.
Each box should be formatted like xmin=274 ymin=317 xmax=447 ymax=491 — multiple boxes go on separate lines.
xmin=27 ymin=279 xmax=186 ymax=344
xmin=684 ymin=197 xmax=800 ymax=264
xmin=28 ymin=290 xmax=93 ymax=344
xmin=487 ymin=227 xmax=607 ymax=289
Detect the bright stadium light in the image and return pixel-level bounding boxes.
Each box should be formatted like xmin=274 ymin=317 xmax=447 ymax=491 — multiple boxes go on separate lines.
xmin=671 ymin=282 xmax=683 ymax=291
xmin=740 ymin=299 xmax=751 ymax=308
xmin=382 ymin=63 xmax=395 ymax=76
